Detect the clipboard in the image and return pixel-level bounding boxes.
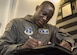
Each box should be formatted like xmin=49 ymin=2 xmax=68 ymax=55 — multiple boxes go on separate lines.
xmin=16 ymin=43 xmax=72 ymax=55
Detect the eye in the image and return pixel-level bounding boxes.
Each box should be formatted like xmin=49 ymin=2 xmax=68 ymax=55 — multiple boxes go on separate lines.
xmin=42 ymin=11 xmax=47 ymax=16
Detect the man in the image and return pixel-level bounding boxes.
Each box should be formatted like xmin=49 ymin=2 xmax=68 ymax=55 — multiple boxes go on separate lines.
xmin=0 ymin=1 xmax=74 ymax=55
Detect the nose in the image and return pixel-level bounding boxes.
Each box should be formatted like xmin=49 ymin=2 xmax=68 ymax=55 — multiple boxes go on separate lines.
xmin=43 ymin=16 xmax=47 ymax=21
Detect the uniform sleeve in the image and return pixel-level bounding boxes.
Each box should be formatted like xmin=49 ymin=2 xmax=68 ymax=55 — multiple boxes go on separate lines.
xmin=72 ymin=46 xmax=77 ymax=55
xmin=0 ymin=19 xmax=23 ymax=55
xmin=51 ymin=26 xmax=75 ymax=47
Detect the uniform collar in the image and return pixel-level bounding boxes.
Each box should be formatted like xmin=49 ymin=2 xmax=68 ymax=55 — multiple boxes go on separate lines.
xmin=24 ymin=15 xmax=34 ymax=23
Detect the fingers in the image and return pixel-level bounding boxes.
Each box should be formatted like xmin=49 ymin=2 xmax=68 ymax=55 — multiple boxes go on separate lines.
xmin=60 ymin=40 xmax=71 ymax=50
xmin=29 ymin=36 xmax=41 ymax=46
xmin=38 ymin=41 xmax=42 ymax=46
xmin=21 ymin=36 xmax=42 ymax=49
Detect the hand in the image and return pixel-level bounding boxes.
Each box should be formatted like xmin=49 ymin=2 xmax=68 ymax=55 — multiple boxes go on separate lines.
xmin=21 ymin=37 xmax=41 ymax=49
xmin=60 ymin=40 xmax=71 ymax=50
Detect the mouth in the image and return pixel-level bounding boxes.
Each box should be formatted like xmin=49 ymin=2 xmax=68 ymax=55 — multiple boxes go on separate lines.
xmin=36 ymin=19 xmax=45 ymax=27
xmin=39 ymin=19 xmax=45 ymax=25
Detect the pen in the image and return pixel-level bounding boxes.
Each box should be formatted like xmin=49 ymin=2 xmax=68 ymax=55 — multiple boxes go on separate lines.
xmin=28 ymin=36 xmax=33 ymax=39
xmin=28 ymin=36 xmax=42 ymax=45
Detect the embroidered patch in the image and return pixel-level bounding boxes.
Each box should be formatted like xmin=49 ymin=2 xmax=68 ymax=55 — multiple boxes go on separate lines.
xmin=39 ymin=29 xmax=49 ymax=34
xmin=24 ymin=27 xmax=33 ymax=35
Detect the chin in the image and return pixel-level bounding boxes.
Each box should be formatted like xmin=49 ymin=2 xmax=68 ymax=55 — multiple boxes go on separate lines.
xmin=38 ymin=25 xmax=43 ymax=28
xmin=36 ymin=22 xmax=44 ymax=28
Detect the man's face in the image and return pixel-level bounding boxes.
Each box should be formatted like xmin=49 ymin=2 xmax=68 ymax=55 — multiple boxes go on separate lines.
xmin=33 ymin=4 xmax=54 ymax=27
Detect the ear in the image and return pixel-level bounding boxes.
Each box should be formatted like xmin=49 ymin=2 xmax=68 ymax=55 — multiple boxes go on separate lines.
xmin=36 ymin=5 xmax=40 ymax=11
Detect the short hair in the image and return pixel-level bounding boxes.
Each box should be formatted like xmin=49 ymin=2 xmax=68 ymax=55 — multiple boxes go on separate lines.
xmin=40 ymin=1 xmax=55 ymax=11
xmin=40 ymin=1 xmax=55 ymax=15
